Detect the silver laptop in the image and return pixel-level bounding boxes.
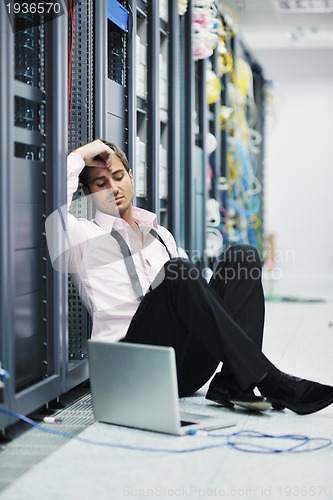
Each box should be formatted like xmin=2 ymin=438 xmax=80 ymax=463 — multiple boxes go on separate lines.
xmin=87 ymin=340 xmax=235 ymax=436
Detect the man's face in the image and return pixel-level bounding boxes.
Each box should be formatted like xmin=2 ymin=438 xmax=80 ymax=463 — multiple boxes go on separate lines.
xmin=85 ymin=154 xmax=134 ymax=217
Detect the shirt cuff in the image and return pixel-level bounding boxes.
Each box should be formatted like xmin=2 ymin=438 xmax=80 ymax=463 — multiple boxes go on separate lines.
xmin=67 ymin=151 xmax=85 ymax=175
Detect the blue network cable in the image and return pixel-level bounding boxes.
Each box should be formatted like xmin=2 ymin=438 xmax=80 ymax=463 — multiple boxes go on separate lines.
xmin=0 ymin=407 xmax=331 ymax=455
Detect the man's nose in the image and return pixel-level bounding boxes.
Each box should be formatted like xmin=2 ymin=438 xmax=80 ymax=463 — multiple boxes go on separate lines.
xmin=108 ymin=179 xmax=119 ymax=195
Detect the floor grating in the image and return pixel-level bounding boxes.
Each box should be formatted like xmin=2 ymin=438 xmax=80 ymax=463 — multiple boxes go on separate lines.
xmin=0 ymin=392 xmax=94 ymax=492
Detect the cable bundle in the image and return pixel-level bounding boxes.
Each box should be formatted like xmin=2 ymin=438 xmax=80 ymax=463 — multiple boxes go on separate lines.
xmin=217 ymin=53 xmax=264 ymax=249
xmin=178 ymin=0 xmax=188 ymax=16
xmin=206 ymin=68 xmax=221 ymax=104
xmin=217 ymin=19 xmax=234 ymax=76
xmin=192 ymin=0 xmax=220 ymax=60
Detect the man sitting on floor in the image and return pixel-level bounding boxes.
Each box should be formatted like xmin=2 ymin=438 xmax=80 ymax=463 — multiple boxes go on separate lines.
xmin=46 ymin=139 xmax=333 ymax=415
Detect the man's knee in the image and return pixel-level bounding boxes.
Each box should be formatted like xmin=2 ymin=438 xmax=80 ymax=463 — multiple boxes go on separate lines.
xmin=226 ymin=244 xmax=262 ymax=268
xmin=164 ymin=257 xmax=201 ymax=281
xmin=214 ymin=244 xmax=262 ymax=282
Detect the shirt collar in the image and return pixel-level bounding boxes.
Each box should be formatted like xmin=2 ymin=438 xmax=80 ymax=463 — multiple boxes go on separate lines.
xmin=94 ymin=206 xmax=158 ymax=232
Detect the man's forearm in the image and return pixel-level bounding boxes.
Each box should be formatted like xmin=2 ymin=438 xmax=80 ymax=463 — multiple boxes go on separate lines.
xmin=67 ymin=152 xmax=85 ymax=207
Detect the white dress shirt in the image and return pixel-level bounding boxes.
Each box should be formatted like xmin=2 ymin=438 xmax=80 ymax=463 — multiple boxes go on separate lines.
xmin=47 ymin=152 xmax=178 ymax=342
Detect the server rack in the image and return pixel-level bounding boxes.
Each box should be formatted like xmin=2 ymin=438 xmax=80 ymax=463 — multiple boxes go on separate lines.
xmin=0 ymin=4 xmax=13 ymax=432
xmin=0 ymin=5 xmax=67 ymax=429
xmin=65 ymin=0 xmax=191 ymax=390
xmin=204 ymin=12 xmax=266 ymax=259
xmin=207 ymin=14 xmax=234 ymax=258
xmin=66 ymin=0 xmax=130 ymax=387
xmin=128 ymin=0 xmax=169 ymax=224
xmin=226 ymin=35 xmax=265 ymax=253
xmin=158 ymin=0 xmax=169 ymax=228
xmin=130 ymin=0 xmax=149 ymax=209
xmin=167 ymin=0 xmax=181 ymax=244
xmin=250 ymin=60 xmax=265 ymax=253
xmin=0 ymin=0 xmax=266 ymax=432
xmin=127 ymin=0 xmax=185 ymax=239
xmin=182 ymin=1 xmax=195 ymax=256
xmin=66 ymin=0 xmax=95 ymax=389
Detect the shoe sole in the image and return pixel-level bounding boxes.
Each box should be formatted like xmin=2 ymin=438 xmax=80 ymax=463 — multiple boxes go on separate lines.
xmin=230 ymin=399 xmax=272 ymax=412
xmin=206 ymin=393 xmax=271 ymax=412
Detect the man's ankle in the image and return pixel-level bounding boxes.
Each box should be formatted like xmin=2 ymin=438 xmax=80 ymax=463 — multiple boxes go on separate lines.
xmin=257 ymin=367 xmax=282 ymax=394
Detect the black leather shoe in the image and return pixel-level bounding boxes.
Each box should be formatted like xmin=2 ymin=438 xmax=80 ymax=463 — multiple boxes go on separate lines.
xmin=206 ymin=382 xmax=271 ymax=412
xmin=272 ymin=402 xmax=286 ymax=411
xmin=262 ymin=372 xmax=333 ymax=415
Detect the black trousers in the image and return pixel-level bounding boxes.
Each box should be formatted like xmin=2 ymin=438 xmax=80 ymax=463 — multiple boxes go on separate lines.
xmin=124 ymin=244 xmax=274 ymax=396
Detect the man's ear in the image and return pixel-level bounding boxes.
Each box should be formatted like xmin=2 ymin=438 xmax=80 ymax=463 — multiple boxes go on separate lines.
xmin=129 ymin=169 xmax=133 ymax=183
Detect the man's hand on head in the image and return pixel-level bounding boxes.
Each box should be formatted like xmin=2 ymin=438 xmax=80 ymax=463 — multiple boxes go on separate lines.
xmin=73 ymin=139 xmax=114 ymax=170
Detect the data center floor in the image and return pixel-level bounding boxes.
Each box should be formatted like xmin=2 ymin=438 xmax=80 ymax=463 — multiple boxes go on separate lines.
xmin=1 ymin=299 xmax=333 ymax=500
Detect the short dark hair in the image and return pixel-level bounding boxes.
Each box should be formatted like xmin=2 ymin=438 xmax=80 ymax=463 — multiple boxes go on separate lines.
xmin=79 ymin=139 xmax=130 ymax=188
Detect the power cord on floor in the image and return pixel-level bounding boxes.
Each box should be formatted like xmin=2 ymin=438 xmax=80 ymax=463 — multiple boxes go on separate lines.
xmin=0 ymin=407 xmax=331 ymax=454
